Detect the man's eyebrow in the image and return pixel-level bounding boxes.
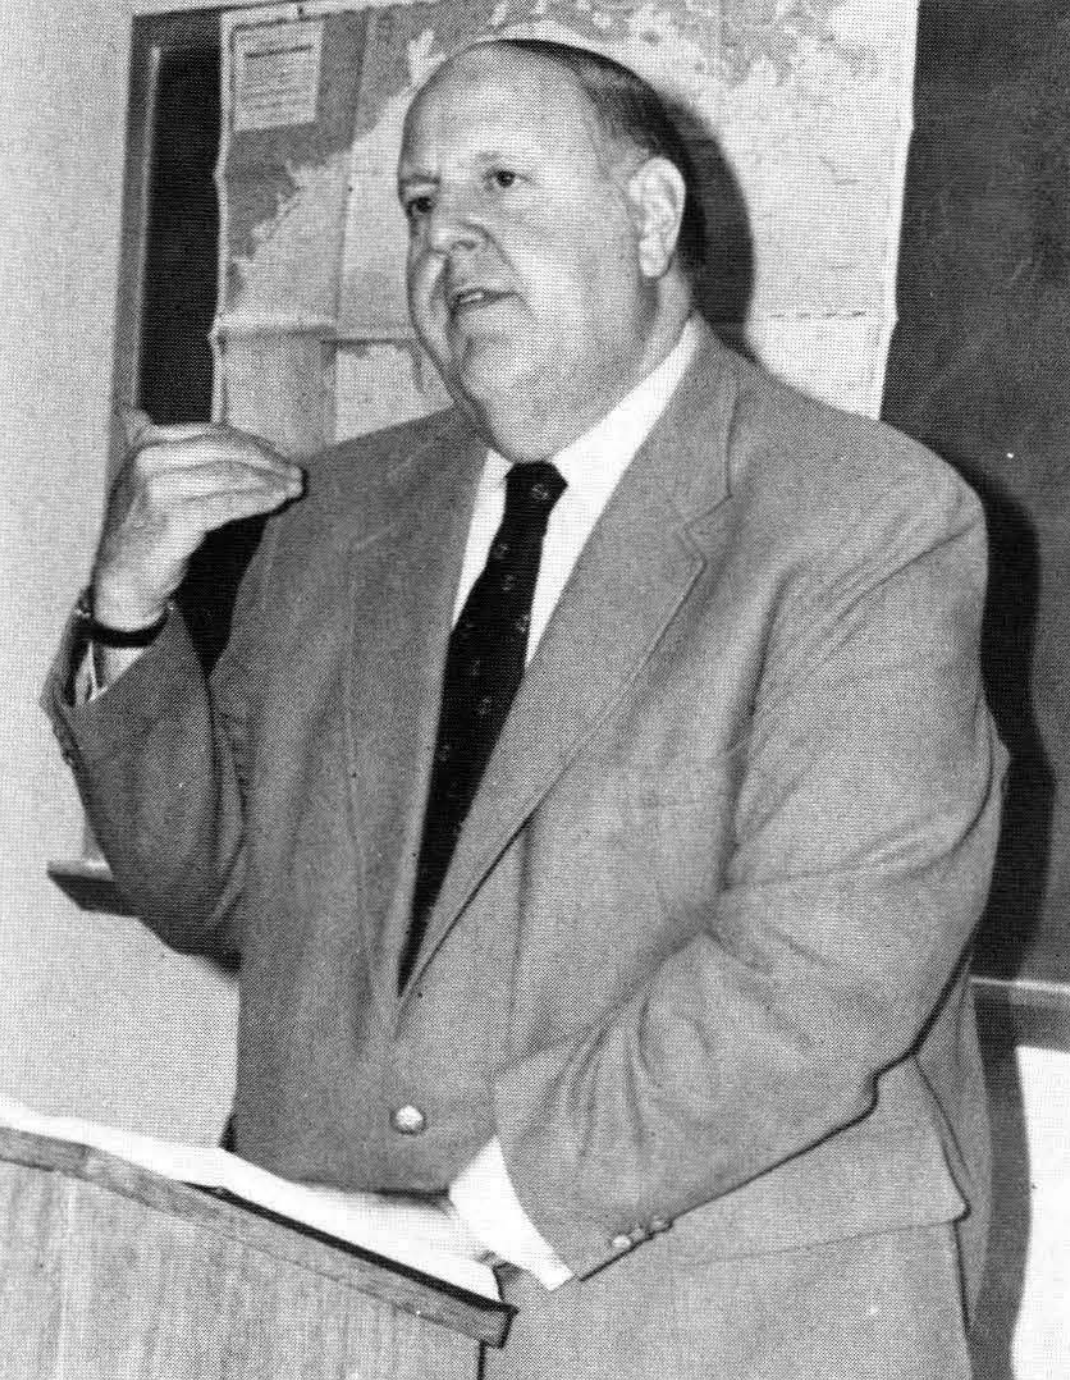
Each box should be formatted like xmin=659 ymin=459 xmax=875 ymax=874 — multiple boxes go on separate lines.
xmin=475 ymin=146 xmax=525 ymax=162
xmin=397 ymin=171 xmax=439 ymax=197
xmin=397 ymin=145 xmax=538 ymax=200
xmin=400 ymin=146 xmax=535 ymax=179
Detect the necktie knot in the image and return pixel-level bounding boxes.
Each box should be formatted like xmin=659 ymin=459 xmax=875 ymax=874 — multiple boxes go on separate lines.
xmin=504 ymin=460 xmax=566 ymax=522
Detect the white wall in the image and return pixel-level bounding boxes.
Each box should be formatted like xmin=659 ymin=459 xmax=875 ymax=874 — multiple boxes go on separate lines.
xmin=0 ymin=0 xmax=237 ymax=1141
xmin=1012 ymin=1047 xmax=1070 ymax=1375
xmin=975 ymin=1031 xmax=1070 ymax=1379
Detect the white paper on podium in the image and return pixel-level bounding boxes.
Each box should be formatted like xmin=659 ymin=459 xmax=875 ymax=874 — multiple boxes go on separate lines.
xmin=0 ymin=1094 xmax=498 ymax=1301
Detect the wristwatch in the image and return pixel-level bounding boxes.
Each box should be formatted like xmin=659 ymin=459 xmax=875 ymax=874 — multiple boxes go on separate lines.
xmin=74 ymin=589 xmax=170 ymax=649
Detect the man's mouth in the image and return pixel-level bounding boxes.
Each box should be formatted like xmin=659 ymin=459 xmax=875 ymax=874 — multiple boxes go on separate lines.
xmin=447 ymin=286 xmax=513 ymax=318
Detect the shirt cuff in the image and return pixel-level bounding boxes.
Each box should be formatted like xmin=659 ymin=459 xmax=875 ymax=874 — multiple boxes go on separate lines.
xmin=448 ymin=1138 xmax=574 ymax=1291
xmin=74 ymin=648 xmax=103 ymax=704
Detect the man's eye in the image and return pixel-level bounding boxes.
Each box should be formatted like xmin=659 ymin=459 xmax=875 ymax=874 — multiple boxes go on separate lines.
xmin=405 ymin=194 xmax=434 ymax=220
xmin=490 ymin=169 xmax=517 ymax=190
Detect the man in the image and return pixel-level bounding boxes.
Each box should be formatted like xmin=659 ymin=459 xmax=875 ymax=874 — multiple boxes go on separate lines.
xmin=47 ymin=39 xmax=1004 ymax=1379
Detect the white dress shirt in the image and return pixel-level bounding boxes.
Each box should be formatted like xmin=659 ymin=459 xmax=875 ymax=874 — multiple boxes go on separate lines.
xmin=447 ymin=318 xmax=700 ymax=1288
xmin=451 ymin=318 xmax=700 ymax=664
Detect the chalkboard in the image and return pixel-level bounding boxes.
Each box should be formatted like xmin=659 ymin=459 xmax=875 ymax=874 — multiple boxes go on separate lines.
xmin=882 ymin=0 xmax=1070 ymax=983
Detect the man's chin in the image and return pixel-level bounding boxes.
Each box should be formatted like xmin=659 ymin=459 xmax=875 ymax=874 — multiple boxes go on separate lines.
xmin=446 ymin=378 xmax=568 ymax=463
xmin=442 ymin=346 xmax=530 ymax=417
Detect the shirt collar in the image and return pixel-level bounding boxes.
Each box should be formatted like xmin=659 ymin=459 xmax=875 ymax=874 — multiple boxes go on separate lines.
xmin=479 ymin=316 xmax=701 ymax=512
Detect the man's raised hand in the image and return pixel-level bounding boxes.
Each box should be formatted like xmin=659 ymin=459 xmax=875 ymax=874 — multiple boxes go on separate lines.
xmin=91 ymin=416 xmax=304 ymax=631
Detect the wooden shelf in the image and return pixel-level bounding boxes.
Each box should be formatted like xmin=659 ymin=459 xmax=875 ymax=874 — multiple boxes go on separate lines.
xmin=47 ymin=859 xmax=136 ymax=916
xmin=972 ymin=975 xmax=1070 ymax=1051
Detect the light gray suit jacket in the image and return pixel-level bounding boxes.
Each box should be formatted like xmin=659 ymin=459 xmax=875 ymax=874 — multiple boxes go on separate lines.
xmin=48 ymin=325 xmax=1005 ymax=1378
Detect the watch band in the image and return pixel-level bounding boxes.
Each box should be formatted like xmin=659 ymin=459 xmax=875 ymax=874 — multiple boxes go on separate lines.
xmin=75 ymin=590 xmax=169 ymax=648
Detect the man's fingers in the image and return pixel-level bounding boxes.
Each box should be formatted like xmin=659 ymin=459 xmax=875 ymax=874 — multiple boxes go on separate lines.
xmin=186 ymin=483 xmax=299 ymax=531
xmin=94 ymin=423 xmax=303 ymax=621
xmin=134 ymin=421 xmax=283 ymax=454
xmin=127 ymin=420 xmax=221 ymax=452
xmin=116 ymin=405 xmax=155 ymax=450
xmin=133 ymin=432 xmax=301 ymax=482
xmin=150 ymin=459 xmax=303 ymax=503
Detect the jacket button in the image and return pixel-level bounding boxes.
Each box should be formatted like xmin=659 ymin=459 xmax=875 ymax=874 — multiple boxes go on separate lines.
xmin=390 ymin=1104 xmax=427 ymax=1135
xmin=649 ymin=1217 xmax=670 ymax=1234
xmin=610 ymin=1233 xmax=632 ymax=1252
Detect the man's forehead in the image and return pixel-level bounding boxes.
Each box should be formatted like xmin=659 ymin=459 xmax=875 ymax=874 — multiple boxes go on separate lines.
xmin=417 ymin=43 xmax=584 ymax=103
xmin=401 ymin=44 xmax=601 ymax=155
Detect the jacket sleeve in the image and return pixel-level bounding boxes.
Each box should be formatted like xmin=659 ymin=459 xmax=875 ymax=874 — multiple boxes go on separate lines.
xmin=490 ymin=461 xmax=1007 ymax=1278
xmin=41 ymin=531 xmax=277 ymax=959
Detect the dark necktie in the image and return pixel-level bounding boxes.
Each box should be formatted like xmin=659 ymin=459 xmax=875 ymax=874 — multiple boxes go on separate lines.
xmin=399 ymin=460 xmax=567 ymax=988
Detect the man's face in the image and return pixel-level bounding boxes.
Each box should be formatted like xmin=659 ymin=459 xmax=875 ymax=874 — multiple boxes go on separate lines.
xmin=398 ymin=47 xmax=658 ymax=458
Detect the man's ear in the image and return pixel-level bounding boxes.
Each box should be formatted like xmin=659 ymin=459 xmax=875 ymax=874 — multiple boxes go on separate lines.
xmin=627 ymin=156 xmax=688 ymax=279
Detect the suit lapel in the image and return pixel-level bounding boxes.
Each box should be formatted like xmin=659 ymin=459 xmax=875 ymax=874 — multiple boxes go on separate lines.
xmin=401 ymin=326 xmax=742 ymax=994
xmin=342 ymin=415 xmax=485 ymax=1004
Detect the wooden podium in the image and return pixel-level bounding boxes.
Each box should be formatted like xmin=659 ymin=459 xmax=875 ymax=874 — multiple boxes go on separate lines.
xmin=0 ymin=1127 xmax=513 ymax=1379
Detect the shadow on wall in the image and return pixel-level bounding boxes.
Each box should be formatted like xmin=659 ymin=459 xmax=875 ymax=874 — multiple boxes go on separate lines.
xmin=660 ymin=94 xmax=756 ymax=353
xmin=965 ymin=470 xmax=1053 ymax=980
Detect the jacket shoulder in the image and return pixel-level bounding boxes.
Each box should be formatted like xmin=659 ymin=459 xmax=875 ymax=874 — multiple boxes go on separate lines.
xmin=311 ymin=406 xmax=465 ymax=507
xmin=270 ymin=406 xmax=470 ymax=548
xmin=721 ymin=352 xmax=983 ymax=555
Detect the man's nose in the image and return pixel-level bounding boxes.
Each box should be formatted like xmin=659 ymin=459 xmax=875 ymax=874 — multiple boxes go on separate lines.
xmin=423 ymin=191 xmax=485 ymax=255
